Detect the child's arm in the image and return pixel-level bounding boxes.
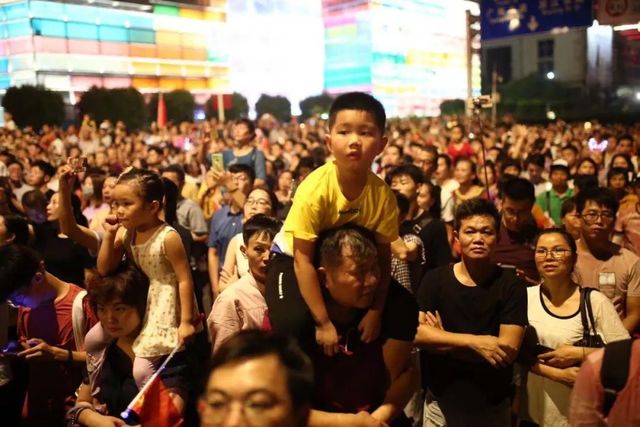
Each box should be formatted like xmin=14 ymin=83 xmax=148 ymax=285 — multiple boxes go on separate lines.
xmin=218 ymin=236 xmax=239 ymax=292
xmin=208 ymin=247 xmax=220 ymax=298
xmin=96 ymin=219 xmax=125 ymax=276
xmin=358 ymin=242 xmax=391 ymax=343
xmin=164 ymin=231 xmax=196 ymax=343
xmin=293 ymin=237 xmax=339 ymax=355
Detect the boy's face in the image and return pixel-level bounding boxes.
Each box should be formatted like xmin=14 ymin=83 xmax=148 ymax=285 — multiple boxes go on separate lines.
xmin=325 ymin=110 xmax=385 ymax=174
xmin=242 ymin=232 xmax=273 ymax=284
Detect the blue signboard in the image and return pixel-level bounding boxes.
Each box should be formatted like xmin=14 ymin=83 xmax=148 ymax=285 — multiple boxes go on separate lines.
xmin=481 ymin=0 xmax=593 ymax=40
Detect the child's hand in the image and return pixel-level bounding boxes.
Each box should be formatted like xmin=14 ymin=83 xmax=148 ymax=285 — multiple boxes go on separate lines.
xmin=315 ymin=322 xmax=339 ymax=356
xmin=103 ymin=215 xmax=120 ymax=234
xmin=358 ymin=310 xmax=382 ymax=343
xmin=178 ymin=322 xmax=196 ymax=344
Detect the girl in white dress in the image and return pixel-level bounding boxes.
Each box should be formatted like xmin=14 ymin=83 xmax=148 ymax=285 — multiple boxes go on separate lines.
xmin=96 ymin=169 xmax=196 ymax=411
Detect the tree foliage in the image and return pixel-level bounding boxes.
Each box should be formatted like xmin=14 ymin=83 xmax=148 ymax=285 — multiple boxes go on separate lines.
xmin=204 ymin=92 xmax=249 ymax=120
xmin=77 ymin=86 xmax=146 ymax=130
xmin=299 ymin=93 xmax=334 ymax=120
xmin=439 ymin=99 xmax=466 ymax=116
xmin=255 ymin=94 xmax=291 ymax=122
xmin=2 ymin=85 xmax=64 ymax=129
xmin=148 ymin=89 xmax=196 ymax=125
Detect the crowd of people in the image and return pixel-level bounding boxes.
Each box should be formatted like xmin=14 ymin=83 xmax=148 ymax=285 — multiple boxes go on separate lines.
xmin=0 ymin=91 xmax=639 ymax=427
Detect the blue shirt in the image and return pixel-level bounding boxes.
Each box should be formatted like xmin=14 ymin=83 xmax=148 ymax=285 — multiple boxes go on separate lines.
xmin=222 ymin=147 xmax=266 ymax=181
xmin=208 ymin=205 xmax=243 ymax=264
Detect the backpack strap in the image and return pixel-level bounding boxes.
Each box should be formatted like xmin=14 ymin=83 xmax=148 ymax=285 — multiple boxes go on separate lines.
xmin=412 ymin=215 xmax=433 ymax=235
xmin=72 ymin=290 xmax=88 ymax=351
xmin=601 ymin=338 xmax=634 ymax=417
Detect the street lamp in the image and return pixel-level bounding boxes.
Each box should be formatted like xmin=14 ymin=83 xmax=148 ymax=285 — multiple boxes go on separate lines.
xmin=546 ymin=71 xmax=555 ymax=80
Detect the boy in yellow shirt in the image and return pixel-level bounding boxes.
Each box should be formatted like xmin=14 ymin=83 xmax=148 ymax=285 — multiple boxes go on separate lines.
xmin=266 ymin=92 xmax=399 ymax=355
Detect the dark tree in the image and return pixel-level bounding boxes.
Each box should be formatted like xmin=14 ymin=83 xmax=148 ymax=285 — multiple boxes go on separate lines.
xmin=2 ymin=85 xmax=65 ymax=129
xmin=255 ymin=94 xmax=291 ymax=122
xmin=149 ymin=89 xmax=196 ymax=125
xmin=77 ymin=86 xmax=146 ymax=130
xmin=204 ymin=92 xmax=249 ymax=120
xmin=299 ymin=93 xmax=334 ymax=121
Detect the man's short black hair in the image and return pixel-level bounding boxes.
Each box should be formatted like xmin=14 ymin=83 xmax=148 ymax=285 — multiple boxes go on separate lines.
xmin=316 ymin=223 xmax=377 ymax=270
xmin=2 ymin=215 xmax=30 ymax=245
xmin=525 ymin=154 xmax=545 ymax=169
xmin=573 ymin=174 xmax=598 ymax=194
xmin=502 ymin=177 xmax=535 ymax=204
xmin=0 ymin=244 xmax=41 ymax=299
xmin=328 ymin=92 xmax=386 ymax=135
xmin=575 ymin=187 xmax=619 ymax=215
xmin=229 ymin=163 xmax=256 ymax=183
xmin=437 ymin=154 xmax=452 ymax=169
xmin=147 ymin=146 xmax=164 ymax=156
xmin=561 ymin=144 xmax=579 ymax=155
xmin=454 ymin=197 xmax=500 ymax=233
xmin=162 ymin=164 xmax=186 ymax=186
xmin=500 ymin=158 xmax=522 ymax=175
xmin=242 ymin=214 xmax=282 ymax=244
xmin=561 ymin=198 xmax=577 ymax=218
xmin=235 ymin=117 xmax=256 ymax=134
xmin=31 ymin=160 xmax=55 ymax=178
xmin=618 ymin=133 xmax=633 ymax=143
xmin=206 ymin=330 xmax=313 ymax=421
xmin=385 ymin=164 xmax=424 ymax=186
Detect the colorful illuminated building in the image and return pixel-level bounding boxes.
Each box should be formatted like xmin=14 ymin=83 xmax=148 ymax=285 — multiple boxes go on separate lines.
xmin=0 ymin=0 xmax=229 ymax=103
xmin=322 ymin=0 xmax=480 ymax=117
xmin=0 ymin=0 xmax=478 ymax=117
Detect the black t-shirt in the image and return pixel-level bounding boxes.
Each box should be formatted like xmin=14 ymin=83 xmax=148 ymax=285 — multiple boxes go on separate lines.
xmin=33 ymin=222 xmax=94 ymax=286
xmin=400 ymin=213 xmax=452 ymax=293
xmin=417 ymin=264 xmax=527 ymax=406
xmin=299 ymin=280 xmax=418 ymax=413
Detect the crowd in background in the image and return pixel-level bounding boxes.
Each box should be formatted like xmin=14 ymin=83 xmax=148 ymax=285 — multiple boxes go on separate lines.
xmin=0 ymin=95 xmax=639 ymax=427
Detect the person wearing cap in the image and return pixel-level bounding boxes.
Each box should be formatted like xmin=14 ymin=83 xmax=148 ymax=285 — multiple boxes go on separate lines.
xmin=535 ymin=159 xmax=574 ymax=226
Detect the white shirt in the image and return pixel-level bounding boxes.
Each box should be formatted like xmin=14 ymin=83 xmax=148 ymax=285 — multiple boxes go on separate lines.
xmin=523 ymin=285 xmax=629 ymax=427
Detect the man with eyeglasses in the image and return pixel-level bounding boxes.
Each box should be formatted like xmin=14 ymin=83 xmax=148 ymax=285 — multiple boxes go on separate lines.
xmin=198 ymin=330 xmax=313 ymax=427
xmin=493 ymin=177 xmax=540 ymax=285
xmin=0 ymin=244 xmax=95 ymax=426
xmin=573 ymin=187 xmax=640 ymax=334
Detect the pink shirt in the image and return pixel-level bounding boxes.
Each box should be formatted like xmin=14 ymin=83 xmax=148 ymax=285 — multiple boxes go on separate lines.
xmin=573 ymin=243 xmax=640 ymax=319
xmin=570 ymin=340 xmax=640 ymax=426
xmin=615 ymin=202 xmax=640 ymax=257
xmin=207 ymin=274 xmax=267 ymax=354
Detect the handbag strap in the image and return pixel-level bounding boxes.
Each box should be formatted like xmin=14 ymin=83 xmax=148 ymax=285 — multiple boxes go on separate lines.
xmin=579 ymin=287 xmax=590 ymax=340
xmin=584 ymin=288 xmax=599 ymax=337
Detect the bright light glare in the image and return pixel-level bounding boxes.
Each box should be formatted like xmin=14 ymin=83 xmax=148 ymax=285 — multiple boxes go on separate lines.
xmin=546 ymin=111 xmax=556 ymax=120
xmin=546 ymin=71 xmax=555 ymax=80
xmin=635 ymin=92 xmax=640 ymax=101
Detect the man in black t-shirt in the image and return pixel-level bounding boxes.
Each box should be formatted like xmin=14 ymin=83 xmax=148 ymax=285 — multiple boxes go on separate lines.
xmin=415 ymin=198 xmax=527 ymax=427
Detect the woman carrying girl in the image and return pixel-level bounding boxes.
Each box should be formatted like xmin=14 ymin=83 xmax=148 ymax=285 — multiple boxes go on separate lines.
xmin=95 ymin=168 xmax=197 ymax=411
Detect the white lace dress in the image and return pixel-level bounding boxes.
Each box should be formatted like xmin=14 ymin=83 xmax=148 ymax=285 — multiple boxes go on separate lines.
xmin=127 ymin=225 xmax=181 ymax=358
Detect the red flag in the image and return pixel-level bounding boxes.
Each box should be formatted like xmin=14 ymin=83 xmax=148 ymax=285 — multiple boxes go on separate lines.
xmin=157 ymin=92 xmax=167 ymax=129
xmin=128 ymin=374 xmax=183 ymax=427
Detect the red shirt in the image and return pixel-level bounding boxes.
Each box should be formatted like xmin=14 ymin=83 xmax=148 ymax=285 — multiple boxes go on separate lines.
xmin=18 ymin=284 xmax=96 ymax=426
xmin=570 ymin=340 xmax=640 ymax=426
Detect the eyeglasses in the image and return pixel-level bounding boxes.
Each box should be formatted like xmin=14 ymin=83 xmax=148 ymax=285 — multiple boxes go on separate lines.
xmin=203 ymin=392 xmax=283 ymax=426
xmin=245 ymin=198 xmax=271 ymax=208
xmin=581 ymin=210 xmax=615 ymax=223
xmin=534 ymin=247 xmax=572 ymax=259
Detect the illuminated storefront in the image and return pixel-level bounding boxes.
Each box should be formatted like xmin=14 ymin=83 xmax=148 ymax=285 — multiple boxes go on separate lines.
xmin=0 ymin=0 xmax=229 ymax=103
xmin=323 ymin=0 xmax=480 ymax=117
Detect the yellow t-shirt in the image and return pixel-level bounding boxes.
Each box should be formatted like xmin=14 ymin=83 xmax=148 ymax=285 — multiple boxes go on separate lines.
xmin=273 ymin=161 xmax=399 ymax=256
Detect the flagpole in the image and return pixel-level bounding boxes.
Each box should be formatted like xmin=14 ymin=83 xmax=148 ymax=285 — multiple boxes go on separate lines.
xmin=121 ymin=342 xmax=183 ymax=420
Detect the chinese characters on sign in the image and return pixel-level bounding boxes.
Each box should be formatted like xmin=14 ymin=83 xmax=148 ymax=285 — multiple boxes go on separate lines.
xmin=481 ymin=0 xmax=593 ymax=40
